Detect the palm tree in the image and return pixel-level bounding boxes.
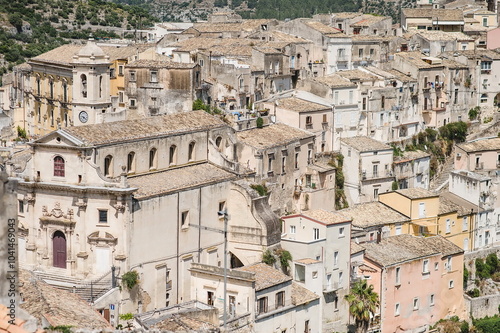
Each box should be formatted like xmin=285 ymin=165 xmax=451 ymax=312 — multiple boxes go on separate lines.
xmin=344 ymin=280 xmax=380 ymax=333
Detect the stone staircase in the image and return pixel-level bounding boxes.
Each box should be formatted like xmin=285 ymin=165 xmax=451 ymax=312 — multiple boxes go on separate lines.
xmin=429 ymin=155 xmax=454 ymax=192
xmin=32 ymin=268 xmax=113 ymax=303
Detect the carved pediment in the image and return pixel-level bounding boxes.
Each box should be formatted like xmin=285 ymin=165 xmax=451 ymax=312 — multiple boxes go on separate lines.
xmin=42 ymin=202 xmax=74 ymax=220
xmin=88 ymin=231 xmax=117 ymax=245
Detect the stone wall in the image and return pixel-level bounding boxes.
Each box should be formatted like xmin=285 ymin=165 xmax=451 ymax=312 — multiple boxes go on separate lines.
xmin=465 ymin=294 xmax=500 ymax=319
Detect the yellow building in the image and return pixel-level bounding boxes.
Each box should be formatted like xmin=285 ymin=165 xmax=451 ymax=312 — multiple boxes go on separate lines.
xmin=379 ymin=188 xmax=473 ymax=251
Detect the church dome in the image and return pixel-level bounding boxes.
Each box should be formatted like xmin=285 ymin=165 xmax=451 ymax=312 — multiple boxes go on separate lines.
xmin=78 ymin=38 xmax=105 ymax=57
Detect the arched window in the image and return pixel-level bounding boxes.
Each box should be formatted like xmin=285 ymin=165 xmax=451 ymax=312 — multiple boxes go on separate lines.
xmin=54 ymin=156 xmax=65 ymax=177
xmin=188 ymin=142 xmax=195 ymax=161
xmin=104 ymin=155 xmax=113 ymax=177
xmin=169 ymin=145 xmax=177 ymax=166
xmin=81 ymin=74 xmax=87 ymax=98
xmin=127 ymin=152 xmax=135 ymax=173
xmin=149 ymin=148 xmax=157 ymax=169
xmin=215 ymin=136 xmax=222 ymax=150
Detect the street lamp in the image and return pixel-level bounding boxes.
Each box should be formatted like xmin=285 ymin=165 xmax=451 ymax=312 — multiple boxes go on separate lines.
xmin=217 ymin=210 xmax=229 ymax=331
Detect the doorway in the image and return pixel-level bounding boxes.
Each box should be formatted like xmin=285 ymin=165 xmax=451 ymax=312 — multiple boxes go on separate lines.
xmin=53 ymin=231 xmax=67 ymax=268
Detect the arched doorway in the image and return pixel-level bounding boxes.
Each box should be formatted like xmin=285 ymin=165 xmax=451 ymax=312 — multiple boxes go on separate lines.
xmin=53 ymin=231 xmax=67 ymax=268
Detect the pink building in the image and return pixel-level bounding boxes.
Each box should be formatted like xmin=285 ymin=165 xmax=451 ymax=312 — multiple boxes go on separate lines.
xmin=454 ymin=137 xmax=500 ymax=172
xmin=361 ymin=234 xmax=466 ymax=333
xmin=487 ymin=27 xmax=500 ymax=50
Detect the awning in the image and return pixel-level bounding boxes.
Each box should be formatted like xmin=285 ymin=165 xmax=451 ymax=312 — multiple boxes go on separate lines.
xmin=411 ymin=220 xmax=438 ymax=227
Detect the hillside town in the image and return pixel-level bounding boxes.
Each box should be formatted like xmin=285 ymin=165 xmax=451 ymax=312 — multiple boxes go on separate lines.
xmin=1 ymin=1 xmax=500 ymax=332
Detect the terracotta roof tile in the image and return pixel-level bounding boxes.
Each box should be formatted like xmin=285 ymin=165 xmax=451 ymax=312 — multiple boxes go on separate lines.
xmin=403 ymin=8 xmax=464 ymax=21
xmin=302 ymin=209 xmax=351 ymax=225
xmin=238 ymin=263 xmax=292 ymax=291
xmin=61 ymin=111 xmax=226 ymax=146
xmin=291 ymin=282 xmax=319 ymax=305
xmin=276 ymin=97 xmax=331 ymax=112
xmin=340 ymin=202 xmax=409 ymax=228
xmin=395 ymin=188 xmax=438 ymax=199
xmin=340 ymin=136 xmax=391 ymax=152
xmin=128 ymin=163 xmax=236 ymax=199
xmin=456 ymin=137 xmax=500 ymax=152
xmin=237 ymin=123 xmax=314 ymax=150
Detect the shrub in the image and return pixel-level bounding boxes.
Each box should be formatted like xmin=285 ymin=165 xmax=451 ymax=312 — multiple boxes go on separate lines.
xmin=467 ymin=288 xmax=480 ymax=298
xmin=468 ymin=106 xmax=479 ymax=120
xmin=262 ymin=249 xmax=275 ymax=265
xmin=122 ymin=270 xmax=139 ymax=290
xmin=256 ymin=117 xmax=263 ymax=128
xmin=250 ymin=183 xmax=268 ymax=196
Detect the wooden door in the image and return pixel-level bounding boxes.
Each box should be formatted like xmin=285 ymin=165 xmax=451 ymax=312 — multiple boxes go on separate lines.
xmin=53 ymin=231 xmax=67 ymax=268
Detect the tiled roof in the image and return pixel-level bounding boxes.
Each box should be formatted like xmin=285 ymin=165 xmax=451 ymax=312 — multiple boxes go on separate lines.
xmin=312 ymin=74 xmax=357 ymax=88
xmin=128 ymin=163 xmax=236 ymax=199
xmin=291 ymin=282 xmax=319 ymax=305
xmin=439 ymin=191 xmax=485 ymax=215
xmin=302 ymin=209 xmax=351 ymax=225
xmin=351 ymin=15 xmax=389 ymax=27
xmin=393 ymin=150 xmax=431 ymax=163
xmin=303 ymin=20 xmax=342 ymax=35
xmin=363 ymin=234 xmax=462 ymax=267
xmin=395 ymin=51 xmax=443 ymax=69
xmin=333 ymin=12 xmax=363 ymax=19
xmin=237 ymin=123 xmax=313 ymax=150
xmin=192 ymin=19 xmax=274 ymax=33
xmin=277 ymin=96 xmax=331 ymax=112
xmin=439 ymin=195 xmax=460 ymax=215
xmin=0 ymin=304 xmax=42 ymax=333
xmin=127 ymin=59 xmax=196 ymax=69
xmin=416 ymin=30 xmax=473 ymax=41
xmin=30 ymin=44 xmax=151 ymax=66
xmin=386 ymin=69 xmax=415 ymax=82
xmin=238 ymin=263 xmax=292 ymax=291
xmin=403 ymin=8 xmax=464 ymax=21
xmin=151 ymin=314 xmax=217 ymax=331
xmin=295 ymin=258 xmax=321 ymax=265
xmin=456 ymin=137 xmax=500 ymax=152
xmin=395 ymin=188 xmax=438 ymax=199
xmin=340 ymin=136 xmax=391 ymax=152
xmin=340 ymin=202 xmax=409 ymax=228
xmin=336 ymin=69 xmax=379 ymax=81
xmin=351 ymin=241 xmax=365 ymax=255
xmin=61 ymin=111 xmax=226 ymax=146
xmin=18 ymin=270 xmax=111 ymax=329
xmin=172 ymin=37 xmax=255 ymax=52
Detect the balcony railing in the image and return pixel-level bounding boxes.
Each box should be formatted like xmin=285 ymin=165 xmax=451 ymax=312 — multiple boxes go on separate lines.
xmin=323 ymin=281 xmax=340 ymax=293
xmin=475 ymin=162 xmax=484 ymax=170
xmin=362 ymin=170 xmax=393 ymax=180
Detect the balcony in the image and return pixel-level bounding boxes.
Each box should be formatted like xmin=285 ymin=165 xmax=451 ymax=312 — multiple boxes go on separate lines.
xmin=323 ymin=281 xmax=340 ymax=293
xmin=305 ymin=122 xmax=313 ymax=129
xmin=361 ymin=170 xmax=393 ymax=180
xmin=475 ymin=162 xmax=484 ymax=170
xmin=481 ymin=69 xmax=491 ymax=75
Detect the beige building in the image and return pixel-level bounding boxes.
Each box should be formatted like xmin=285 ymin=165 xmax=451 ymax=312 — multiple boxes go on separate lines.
xmin=10 ymin=110 xmax=281 ymax=314
xmin=341 ymin=136 xmax=395 ymax=205
xmin=236 ymin=122 xmax=336 ymax=214
xmin=401 ymin=9 xmax=465 ymax=32
xmin=190 ymin=262 xmax=320 ymax=333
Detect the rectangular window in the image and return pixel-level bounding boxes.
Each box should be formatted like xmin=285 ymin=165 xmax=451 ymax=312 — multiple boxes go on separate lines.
xmin=219 ymin=201 xmax=226 ymax=214
xmin=294 ymin=152 xmax=299 ymax=169
xmin=395 ymin=303 xmax=400 ymax=316
xmin=447 ymin=256 xmax=452 ymax=271
xmin=258 ymin=297 xmax=268 ymax=314
xmin=430 ymin=294 xmax=435 ymax=306
xmin=281 ymin=156 xmax=286 ymax=174
xmin=151 ymin=70 xmax=158 ymax=83
xmin=395 ymin=224 xmax=402 ymax=235
xmin=181 ymin=211 xmax=189 ymax=229
xmin=18 ymin=200 xmax=24 ymax=214
xmin=462 ymin=217 xmax=468 ymax=231
xmin=373 ymin=188 xmax=379 ymax=200
xmin=290 ymin=225 xmax=296 ymax=234
xmin=338 ymin=271 xmax=343 ymax=285
xmin=207 ymin=291 xmax=214 ymax=306
xmin=339 ymin=227 xmax=345 ymax=237
xmin=275 ymin=291 xmax=285 ymax=308
xmin=98 ymin=209 xmax=108 ymax=223
xmin=446 ymin=219 xmax=451 ymax=233
xmin=130 ymin=71 xmax=136 ymax=82
xmin=422 ymin=259 xmax=429 ymax=273
xmin=313 ymin=228 xmax=320 ymax=240
xmin=449 ymin=280 xmax=454 ymax=289
xmin=396 ymin=267 xmax=401 ymax=285
xmin=334 ymin=251 xmax=339 ymax=266
xmin=413 ymin=298 xmax=419 ymax=310
xmin=118 ymin=65 xmax=124 ymax=76
xmin=358 ymin=48 xmax=363 ymax=58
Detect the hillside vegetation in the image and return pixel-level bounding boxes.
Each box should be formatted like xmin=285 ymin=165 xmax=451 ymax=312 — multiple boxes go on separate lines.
xmin=0 ymin=0 xmax=156 ymax=73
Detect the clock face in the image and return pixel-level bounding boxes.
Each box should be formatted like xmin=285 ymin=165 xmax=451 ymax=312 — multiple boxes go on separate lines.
xmin=79 ymin=111 xmax=88 ymax=123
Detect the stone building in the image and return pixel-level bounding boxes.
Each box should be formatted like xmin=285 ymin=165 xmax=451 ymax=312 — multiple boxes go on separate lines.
xmin=10 ymin=110 xmax=281 ymax=313
xmin=124 ymin=58 xmax=200 ymax=117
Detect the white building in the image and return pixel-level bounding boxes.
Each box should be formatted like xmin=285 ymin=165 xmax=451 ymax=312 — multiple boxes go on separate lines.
xmin=281 ymin=209 xmax=352 ymax=333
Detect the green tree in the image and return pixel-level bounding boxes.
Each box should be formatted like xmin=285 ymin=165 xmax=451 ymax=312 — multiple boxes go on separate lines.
xmin=345 ymin=280 xmax=380 ymax=333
